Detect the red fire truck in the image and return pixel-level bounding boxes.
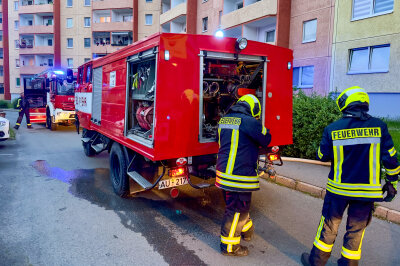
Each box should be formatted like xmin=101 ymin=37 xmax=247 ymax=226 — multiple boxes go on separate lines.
xmin=75 ymin=33 xmax=293 ymax=198
xmin=28 ymin=69 xmax=76 ymax=130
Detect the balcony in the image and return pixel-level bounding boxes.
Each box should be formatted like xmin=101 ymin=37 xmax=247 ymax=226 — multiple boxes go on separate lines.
xmin=161 ymin=15 xmax=186 ymax=33
xmin=221 ymin=0 xmax=277 ymax=30
xmin=92 ymin=0 xmax=133 ymax=10
xmin=92 ymin=21 xmax=132 ymax=32
xmin=19 ymin=45 xmax=54 ymax=55
xmin=20 ymin=65 xmax=47 ymax=75
xmin=160 ymin=2 xmax=187 ymax=25
xmin=19 ymin=1 xmax=54 ymax=14
xmin=92 ymin=44 xmax=119 ymax=55
xmin=19 ymin=25 xmax=54 ymax=34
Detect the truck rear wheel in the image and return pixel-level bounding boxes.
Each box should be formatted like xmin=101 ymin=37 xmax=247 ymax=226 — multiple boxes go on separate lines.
xmin=83 ymin=142 xmax=95 ymax=157
xmin=110 ymin=143 xmax=130 ymax=197
xmin=46 ymin=112 xmax=57 ymax=131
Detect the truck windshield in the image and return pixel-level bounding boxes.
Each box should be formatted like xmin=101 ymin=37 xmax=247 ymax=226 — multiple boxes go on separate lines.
xmin=56 ymin=81 xmax=75 ymax=96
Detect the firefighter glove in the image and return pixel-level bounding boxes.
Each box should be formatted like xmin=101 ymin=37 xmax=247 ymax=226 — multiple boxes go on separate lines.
xmin=382 ymin=180 xmax=397 ymax=202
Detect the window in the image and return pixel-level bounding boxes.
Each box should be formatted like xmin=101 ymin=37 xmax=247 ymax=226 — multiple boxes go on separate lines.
xmin=352 ymin=0 xmax=394 ymax=20
xmin=84 ymin=38 xmax=91 ymax=48
xmin=15 ymin=40 xmax=19 ymax=49
xmin=84 ymin=0 xmax=90 ymax=6
xmin=145 ymin=14 xmax=153 ymax=25
xmin=16 ymin=78 xmax=21 ymax=87
xmin=293 ymin=66 xmax=314 ymax=88
xmin=84 ymin=17 xmax=91 ymax=27
xmin=266 ymin=30 xmax=275 ymax=43
xmin=0 ymin=86 xmax=3 ymax=94
xmin=99 ymin=16 xmax=111 ymax=23
xmin=0 ymin=67 xmax=3 ymax=76
xmin=14 ymin=1 xmax=19 ymax=11
xmin=348 ymin=44 xmax=390 ymax=74
xmin=146 ymin=0 xmax=152 ymax=2
xmin=48 ymin=58 xmax=53 ymax=67
xmin=0 ymin=49 xmax=3 ymax=59
xmin=66 ymin=18 xmax=73 ymax=28
xmin=16 ymin=59 xmax=20 ymax=68
xmin=67 ymin=38 xmax=73 ymax=48
xmin=67 ymin=58 xmax=73 ymax=68
xmin=303 ymin=19 xmax=317 ymax=43
xmin=219 ymin=11 xmax=222 ymax=26
xmin=202 ymin=17 xmax=208 ymax=32
xmin=84 ymin=58 xmax=91 ymax=63
xmin=48 ymin=39 xmax=53 ymax=46
xmin=67 ymin=0 xmax=72 ymax=7
xmin=236 ymin=1 xmax=243 ymax=9
xmin=15 ymin=21 xmax=19 ymax=30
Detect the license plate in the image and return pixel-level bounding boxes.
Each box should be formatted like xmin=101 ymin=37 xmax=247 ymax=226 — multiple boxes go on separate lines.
xmin=158 ymin=176 xmax=188 ymax=190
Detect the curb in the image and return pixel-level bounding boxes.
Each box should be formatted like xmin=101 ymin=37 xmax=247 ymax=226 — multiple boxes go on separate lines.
xmin=262 ymin=174 xmax=400 ymax=225
xmin=281 ymin=157 xmax=331 ymax=167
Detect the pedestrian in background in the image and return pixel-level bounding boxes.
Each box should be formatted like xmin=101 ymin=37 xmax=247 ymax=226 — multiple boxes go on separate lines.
xmin=14 ymin=92 xmax=32 ymax=130
xmin=216 ymin=94 xmax=271 ymax=256
xmin=301 ymin=86 xmax=400 ymax=266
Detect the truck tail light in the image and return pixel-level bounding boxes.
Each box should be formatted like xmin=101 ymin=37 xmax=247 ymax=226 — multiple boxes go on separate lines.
xmin=268 ymin=154 xmax=279 ymax=161
xmin=169 ymin=167 xmax=187 ymax=177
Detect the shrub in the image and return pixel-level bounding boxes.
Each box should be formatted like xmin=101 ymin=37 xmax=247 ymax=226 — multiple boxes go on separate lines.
xmin=11 ymin=98 xmax=19 ymax=109
xmin=282 ymin=90 xmax=341 ymax=159
xmin=0 ymin=100 xmax=11 ymax=109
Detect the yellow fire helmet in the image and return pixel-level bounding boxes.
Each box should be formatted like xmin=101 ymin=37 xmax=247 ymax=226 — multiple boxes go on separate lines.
xmin=336 ymin=86 xmax=369 ymax=112
xmin=237 ymin=94 xmax=261 ymax=118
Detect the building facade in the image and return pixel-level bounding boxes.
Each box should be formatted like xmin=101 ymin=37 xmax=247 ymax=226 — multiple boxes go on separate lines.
xmin=331 ymin=0 xmax=399 ymax=118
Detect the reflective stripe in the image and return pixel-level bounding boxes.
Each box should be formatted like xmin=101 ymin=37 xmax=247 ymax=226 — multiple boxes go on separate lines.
xmin=217 ymin=170 xmax=259 ymax=182
xmin=318 ymin=147 xmax=323 ymax=159
xmin=216 ymin=177 xmax=259 ymax=189
xmin=227 ymin=212 xmax=240 ymax=252
xmin=314 ymin=239 xmax=333 ymax=253
xmin=389 ymin=147 xmax=396 ymax=157
xmin=333 ymin=146 xmax=343 ymax=182
xmin=327 ymin=179 xmax=381 ymax=190
xmin=242 ymin=220 xmax=253 ymax=232
xmin=333 ymin=137 xmax=380 ymax=146
xmin=27 ymin=124 xmax=31 ymax=126
xmin=16 ymin=123 xmax=21 ymax=125
xmin=218 ymin=128 xmax=221 ymax=148
xmin=341 ymin=247 xmax=361 ymax=260
xmin=345 ymin=88 xmax=366 ymax=97
xmin=221 ymin=235 xmax=241 ymax=245
xmin=326 ymin=186 xmax=383 ymax=198
xmin=369 ymin=143 xmax=380 ymax=185
xmin=262 ymin=127 xmax=267 ymax=135
xmin=226 ymin=129 xmax=239 ymax=174
xmin=386 ymin=165 xmax=400 ymax=175
xmin=219 ymin=124 xmax=240 ymax=130
xmin=313 ymin=216 xmax=333 ymax=253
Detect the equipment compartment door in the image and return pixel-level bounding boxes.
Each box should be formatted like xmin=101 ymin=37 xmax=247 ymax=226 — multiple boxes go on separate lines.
xmin=92 ymin=66 xmax=103 ymax=125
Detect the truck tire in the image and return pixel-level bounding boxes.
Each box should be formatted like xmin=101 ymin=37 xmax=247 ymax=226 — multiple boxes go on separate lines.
xmin=110 ymin=142 xmax=130 ymax=197
xmin=83 ymin=142 xmax=95 ymax=157
xmin=46 ymin=110 xmax=51 ymax=129
xmin=50 ymin=116 xmax=57 ymax=131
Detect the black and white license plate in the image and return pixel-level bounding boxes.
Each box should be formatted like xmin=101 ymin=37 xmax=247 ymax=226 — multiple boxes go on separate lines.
xmin=158 ymin=176 xmax=188 ymax=190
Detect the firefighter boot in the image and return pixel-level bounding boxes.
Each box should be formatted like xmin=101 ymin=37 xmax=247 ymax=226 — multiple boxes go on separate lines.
xmin=241 ymin=224 xmax=254 ymax=241
xmin=221 ymin=245 xmax=249 ymax=257
xmin=27 ymin=124 xmax=32 ymax=129
xmin=301 ymin=253 xmax=312 ymax=266
xmin=13 ymin=125 xmax=19 ymax=130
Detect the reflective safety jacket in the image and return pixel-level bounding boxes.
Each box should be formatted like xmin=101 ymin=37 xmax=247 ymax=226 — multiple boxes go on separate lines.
xmin=216 ymin=104 xmax=271 ymax=192
xmin=16 ymin=97 xmax=30 ymax=110
xmin=317 ymin=116 xmax=400 ymax=201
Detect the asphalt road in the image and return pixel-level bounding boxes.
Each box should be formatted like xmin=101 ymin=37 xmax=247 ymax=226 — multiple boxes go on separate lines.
xmin=1 ymin=111 xmax=400 ymax=266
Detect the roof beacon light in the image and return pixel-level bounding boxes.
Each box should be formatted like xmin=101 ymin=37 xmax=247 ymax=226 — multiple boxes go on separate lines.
xmin=235 ymin=37 xmax=248 ymax=51
xmin=215 ymin=30 xmax=224 ymax=38
xmin=165 ymin=50 xmax=170 ymax=61
xmin=54 ymin=70 xmax=64 ymax=75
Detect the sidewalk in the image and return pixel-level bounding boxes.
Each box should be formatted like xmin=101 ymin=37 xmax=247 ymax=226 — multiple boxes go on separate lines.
xmin=262 ymin=158 xmax=400 ymax=224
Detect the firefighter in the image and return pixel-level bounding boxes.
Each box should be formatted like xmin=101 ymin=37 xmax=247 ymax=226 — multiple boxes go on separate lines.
xmin=216 ymin=94 xmax=271 ymax=256
xmin=301 ymin=86 xmax=400 ymax=266
xmin=14 ymin=92 xmax=32 ymax=130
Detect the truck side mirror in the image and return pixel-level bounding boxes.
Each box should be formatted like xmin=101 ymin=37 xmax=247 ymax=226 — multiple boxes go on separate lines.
xmin=67 ymin=69 xmax=73 ymax=83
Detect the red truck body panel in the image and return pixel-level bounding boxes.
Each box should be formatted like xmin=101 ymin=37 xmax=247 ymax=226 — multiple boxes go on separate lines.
xmin=76 ymin=33 xmax=293 ymax=161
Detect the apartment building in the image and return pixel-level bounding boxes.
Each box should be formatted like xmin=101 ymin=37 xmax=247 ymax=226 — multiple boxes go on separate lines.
xmin=289 ymin=0 xmax=335 ymax=95
xmin=331 ymin=0 xmax=399 ymax=118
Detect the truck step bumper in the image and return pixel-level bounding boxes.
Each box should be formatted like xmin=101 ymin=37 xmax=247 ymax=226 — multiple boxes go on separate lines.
xmin=128 ymin=171 xmax=153 ymax=190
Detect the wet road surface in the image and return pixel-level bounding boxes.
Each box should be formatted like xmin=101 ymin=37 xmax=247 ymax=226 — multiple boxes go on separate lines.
xmin=1 ymin=111 xmax=400 ymax=265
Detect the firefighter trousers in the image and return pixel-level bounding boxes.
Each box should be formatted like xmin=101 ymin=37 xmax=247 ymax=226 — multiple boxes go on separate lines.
xmin=309 ymin=193 xmax=374 ymax=266
xmin=16 ymin=108 xmax=31 ymax=127
xmin=220 ymin=190 xmax=254 ymax=252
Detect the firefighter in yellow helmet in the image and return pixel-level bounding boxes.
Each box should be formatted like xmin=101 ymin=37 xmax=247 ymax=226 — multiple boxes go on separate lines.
xmin=216 ymin=94 xmax=271 ymax=256
xmin=301 ymin=86 xmax=400 ymax=266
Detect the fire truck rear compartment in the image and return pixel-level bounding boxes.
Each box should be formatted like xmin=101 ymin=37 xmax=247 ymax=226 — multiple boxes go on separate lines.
xmin=200 ymin=54 xmax=266 ymax=142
